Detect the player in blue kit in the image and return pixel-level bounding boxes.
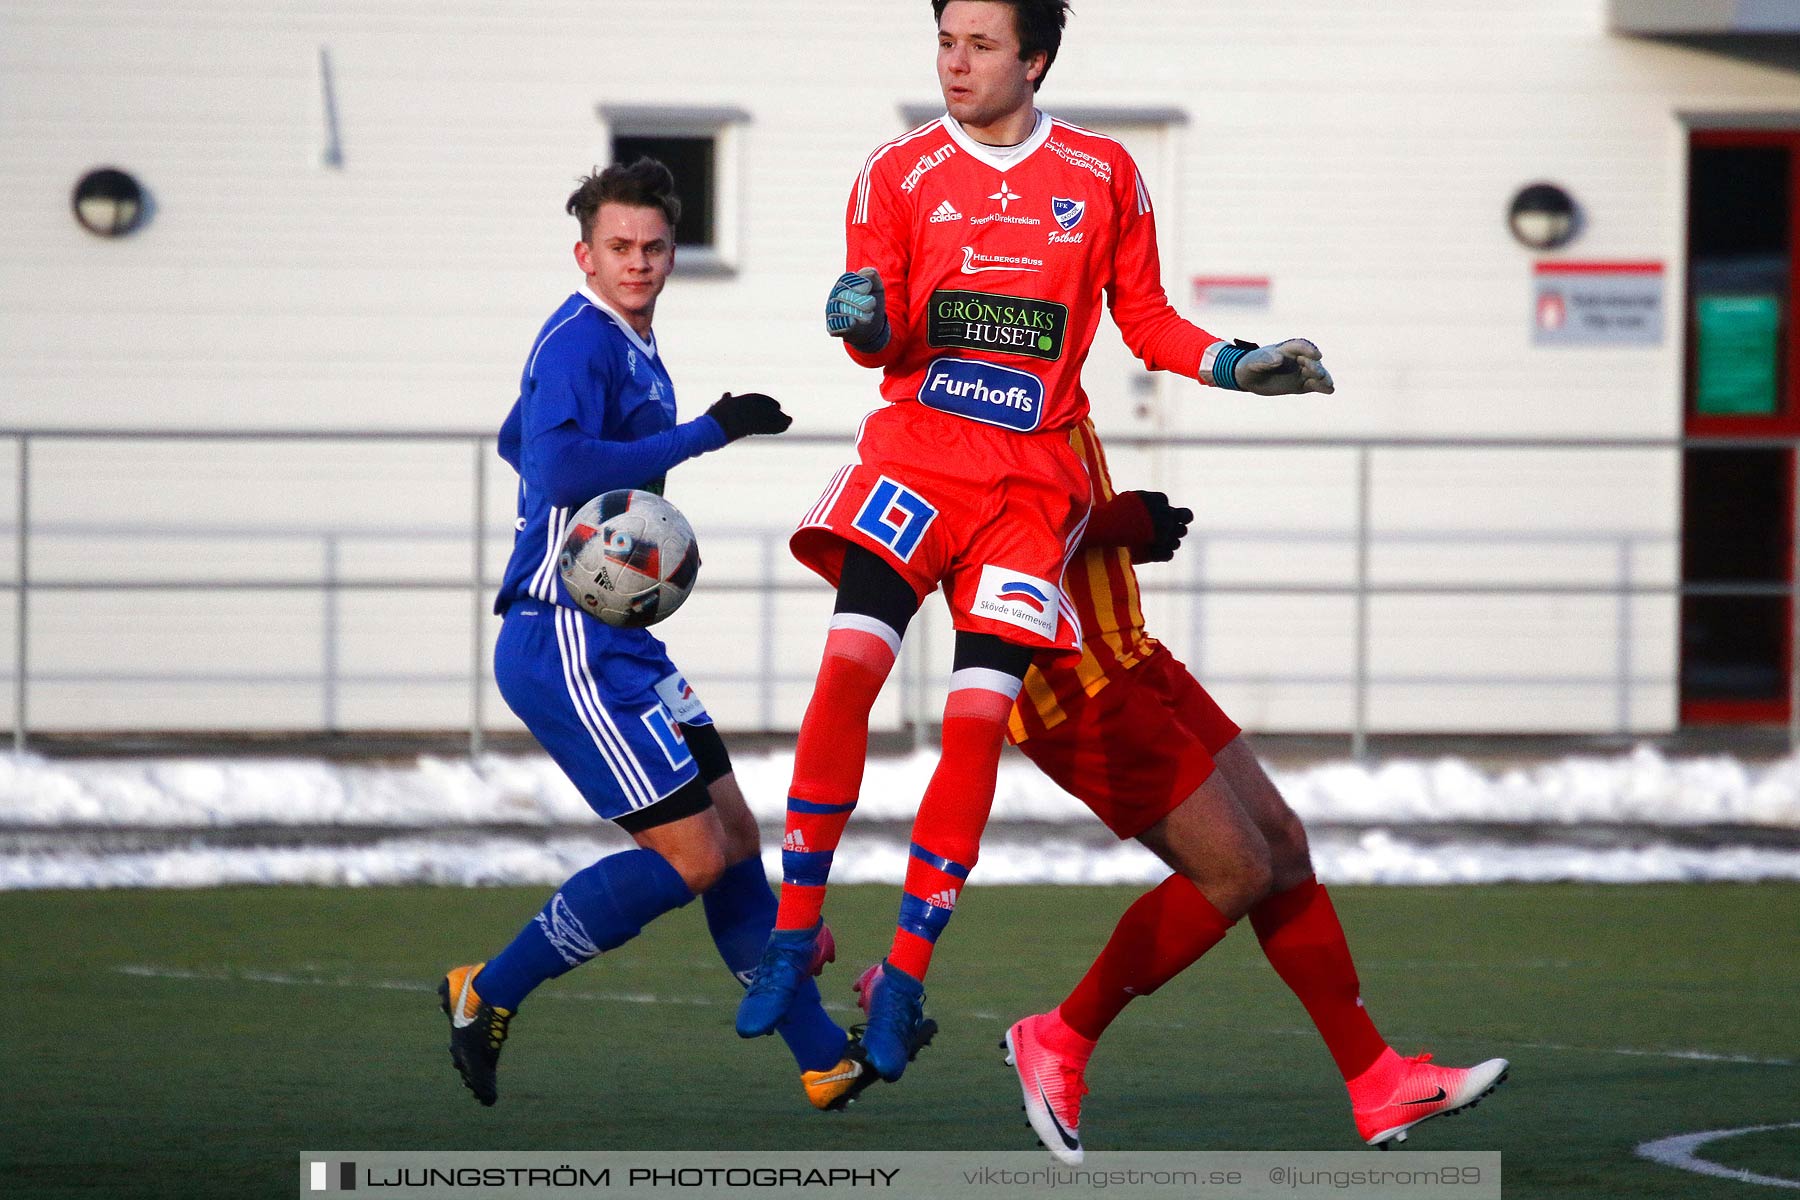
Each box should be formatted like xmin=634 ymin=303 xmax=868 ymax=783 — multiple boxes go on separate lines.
xmin=439 ymin=158 xmax=883 ymax=1112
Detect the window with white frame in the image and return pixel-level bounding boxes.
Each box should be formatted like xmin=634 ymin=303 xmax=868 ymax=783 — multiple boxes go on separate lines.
xmin=598 ymin=105 xmax=748 ymax=276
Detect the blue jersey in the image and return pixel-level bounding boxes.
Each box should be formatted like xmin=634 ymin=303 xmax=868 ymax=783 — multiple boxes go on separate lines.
xmin=492 ymin=287 xmax=726 ymax=820
xmin=494 ymin=287 xmax=727 ymax=622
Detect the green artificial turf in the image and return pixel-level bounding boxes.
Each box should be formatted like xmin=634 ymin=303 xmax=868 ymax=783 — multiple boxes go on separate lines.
xmin=2 ymin=883 xmax=1796 ymax=1199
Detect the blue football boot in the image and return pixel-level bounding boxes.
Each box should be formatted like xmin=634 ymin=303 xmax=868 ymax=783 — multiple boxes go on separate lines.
xmin=736 ymin=922 xmax=825 ymax=1038
xmin=861 ymin=960 xmax=929 ymax=1081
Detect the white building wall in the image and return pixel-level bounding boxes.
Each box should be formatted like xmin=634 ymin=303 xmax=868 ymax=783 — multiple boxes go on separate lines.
xmin=3 ymin=0 xmax=1800 ymax=733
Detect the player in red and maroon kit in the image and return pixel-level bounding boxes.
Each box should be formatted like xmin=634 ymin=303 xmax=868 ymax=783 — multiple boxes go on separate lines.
xmin=736 ymin=0 xmax=1331 ymax=1084
xmin=1000 ymin=421 xmax=1510 ymax=1162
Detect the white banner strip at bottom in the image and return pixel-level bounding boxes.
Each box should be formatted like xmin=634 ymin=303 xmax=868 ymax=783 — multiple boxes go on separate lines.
xmin=300 ymin=1151 xmax=1502 ymax=1200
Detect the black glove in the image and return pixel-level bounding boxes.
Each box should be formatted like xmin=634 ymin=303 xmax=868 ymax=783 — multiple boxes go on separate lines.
xmin=706 ymin=392 xmax=793 ymax=442
xmin=1132 ymin=490 xmax=1193 ymax=563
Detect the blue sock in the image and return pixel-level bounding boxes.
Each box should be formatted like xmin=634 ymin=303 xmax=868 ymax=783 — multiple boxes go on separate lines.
xmin=704 ymin=858 xmax=849 ymax=1072
xmin=478 ymin=848 xmax=693 ymax=1011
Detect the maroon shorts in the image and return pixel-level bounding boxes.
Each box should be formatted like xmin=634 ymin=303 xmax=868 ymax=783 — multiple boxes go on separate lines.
xmin=1017 ymin=648 xmax=1242 ymax=840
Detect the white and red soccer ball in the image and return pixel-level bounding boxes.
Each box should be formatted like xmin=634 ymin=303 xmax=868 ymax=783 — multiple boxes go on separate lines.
xmin=557 ymin=489 xmax=700 ymax=628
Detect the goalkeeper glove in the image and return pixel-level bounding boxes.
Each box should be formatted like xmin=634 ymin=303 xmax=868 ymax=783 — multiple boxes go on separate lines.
xmin=1133 ymin=491 xmax=1194 ymax=563
xmin=706 ymin=392 xmax=792 ymax=442
xmin=824 ymin=267 xmax=890 ymax=352
xmin=1215 ymin=338 xmax=1335 ymax=397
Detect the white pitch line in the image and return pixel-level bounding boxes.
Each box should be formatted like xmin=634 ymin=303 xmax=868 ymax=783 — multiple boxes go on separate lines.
xmin=1255 ymin=1025 xmax=1794 ymax=1067
xmin=113 ymin=965 xmax=1798 ymax=1067
xmin=1636 ymin=1122 xmax=1800 ymax=1190
xmin=113 ymin=963 xmax=864 ymax=1013
xmin=120 ymin=964 xmax=438 ymax=992
xmin=1505 ymin=1040 xmax=1794 ymax=1067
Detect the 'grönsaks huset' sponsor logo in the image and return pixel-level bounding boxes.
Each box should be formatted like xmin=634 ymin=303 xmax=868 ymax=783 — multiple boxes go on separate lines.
xmin=928 ymin=289 xmax=1068 ymax=361
xmin=917 ymin=357 xmax=1044 ymax=432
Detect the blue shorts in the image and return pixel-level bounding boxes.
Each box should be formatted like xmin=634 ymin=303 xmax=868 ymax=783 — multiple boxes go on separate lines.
xmin=495 ymin=603 xmax=713 ymax=823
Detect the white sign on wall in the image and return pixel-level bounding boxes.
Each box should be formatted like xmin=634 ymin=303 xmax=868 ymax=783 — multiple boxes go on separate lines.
xmin=1532 ymin=261 xmax=1664 ymax=346
xmin=1192 ymin=275 xmax=1272 ymax=309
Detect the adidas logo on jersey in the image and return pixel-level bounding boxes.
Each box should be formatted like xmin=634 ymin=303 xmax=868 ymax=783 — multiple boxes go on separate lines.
xmin=929 ymin=200 xmax=963 ymax=224
xmin=783 ymin=830 xmax=809 ymax=852
xmin=925 ymin=888 xmax=959 ymax=910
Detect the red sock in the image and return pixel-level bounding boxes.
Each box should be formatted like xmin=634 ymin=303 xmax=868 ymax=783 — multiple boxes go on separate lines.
xmin=774 ymin=617 xmax=897 ymax=932
xmin=1249 ymin=875 xmax=1387 ymax=1080
xmin=1042 ymin=1006 xmax=1099 ymax=1065
xmin=885 ymin=678 xmax=1015 ymax=979
xmin=1058 ymin=873 xmax=1232 ymax=1041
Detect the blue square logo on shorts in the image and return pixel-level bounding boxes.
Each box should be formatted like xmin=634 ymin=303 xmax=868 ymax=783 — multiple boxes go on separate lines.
xmin=917 ymin=357 xmax=1045 ymax=432
xmin=852 ymin=476 xmax=938 ymax=563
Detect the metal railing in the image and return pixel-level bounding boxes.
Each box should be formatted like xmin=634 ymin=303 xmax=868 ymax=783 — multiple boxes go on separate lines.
xmin=4 ymin=428 xmax=1797 ymax=758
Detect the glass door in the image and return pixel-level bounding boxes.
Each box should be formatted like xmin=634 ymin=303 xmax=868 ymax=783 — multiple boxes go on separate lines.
xmin=1682 ymin=131 xmax=1799 ymax=724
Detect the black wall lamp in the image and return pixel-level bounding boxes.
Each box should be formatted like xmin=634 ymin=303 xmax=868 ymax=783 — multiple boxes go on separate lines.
xmin=1508 ymin=182 xmax=1580 ymax=251
xmin=71 ymin=167 xmax=148 ymax=238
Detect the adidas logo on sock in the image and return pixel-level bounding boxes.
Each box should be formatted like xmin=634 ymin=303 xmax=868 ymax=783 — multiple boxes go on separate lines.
xmin=925 ymin=888 xmax=959 ymax=910
xmin=783 ymin=830 xmax=809 ymax=852
xmin=929 ymin=200 xmax=963 ymax=223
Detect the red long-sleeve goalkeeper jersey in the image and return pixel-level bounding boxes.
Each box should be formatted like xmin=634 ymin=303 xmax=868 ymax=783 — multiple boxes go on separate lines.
xmin=843 ymin=112 xmax=1227 ymax=433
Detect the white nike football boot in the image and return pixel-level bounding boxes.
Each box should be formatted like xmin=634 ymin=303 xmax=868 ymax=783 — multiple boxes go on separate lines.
xmin=1003 ymin=1011 xmax=1091 ymax=1165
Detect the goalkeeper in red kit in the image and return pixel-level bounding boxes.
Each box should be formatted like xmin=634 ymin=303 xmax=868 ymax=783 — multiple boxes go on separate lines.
xmin=736 ymin=0 xmax=1331 ymax=1084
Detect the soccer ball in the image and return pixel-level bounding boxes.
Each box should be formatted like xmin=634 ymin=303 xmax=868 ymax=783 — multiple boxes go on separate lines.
xmin=557 ymin=490 xmax=701 ymax=628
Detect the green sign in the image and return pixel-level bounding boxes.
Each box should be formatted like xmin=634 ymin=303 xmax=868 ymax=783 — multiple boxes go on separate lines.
xmin=1695 ymin=294 xmax=1781 ymax=416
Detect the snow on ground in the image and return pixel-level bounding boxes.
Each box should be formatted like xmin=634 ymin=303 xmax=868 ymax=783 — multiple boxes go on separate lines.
xmin=3 ymin=746 xmax=1799 ymax=888
xmin=7 ymin=834 xmax=1799 ymax=891
xmin=6 ymin=744 xmax=1800 ymax=829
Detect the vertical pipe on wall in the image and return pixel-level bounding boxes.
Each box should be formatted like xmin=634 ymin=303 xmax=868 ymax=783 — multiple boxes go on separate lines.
xmin=1352 ymin=445 xmax=1372 ymax=761
xmin=11 ymin=437 xmax=26 ymax=757
xmin=470 ymin=439 xmax=487 ymax=759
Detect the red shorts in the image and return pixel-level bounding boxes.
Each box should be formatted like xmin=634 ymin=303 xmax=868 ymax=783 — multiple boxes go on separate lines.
xmin=792 ymin=404 xmax=1091 ymax=656
xmin=1016 ymin=648 xmax=1243 ymax=840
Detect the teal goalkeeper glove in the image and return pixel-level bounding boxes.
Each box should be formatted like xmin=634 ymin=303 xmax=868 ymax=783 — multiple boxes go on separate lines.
xmin=825 ymin=267 xmax=890 ymax=353
xmin=1223 ymin=338 xmax=1336 ymax=397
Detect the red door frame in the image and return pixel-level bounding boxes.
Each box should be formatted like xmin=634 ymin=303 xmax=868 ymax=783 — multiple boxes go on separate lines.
xmin=1682 ymin=129 xmax=1799 ymax=725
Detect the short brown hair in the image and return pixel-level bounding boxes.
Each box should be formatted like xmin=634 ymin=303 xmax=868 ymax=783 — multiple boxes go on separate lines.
xmin=932 ymin=0 xmax=1071 ymax=91
xmin=566 ymin=157 xmax=682 ymax=242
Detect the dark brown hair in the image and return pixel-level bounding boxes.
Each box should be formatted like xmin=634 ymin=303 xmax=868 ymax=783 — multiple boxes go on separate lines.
xmin=932 ymin=0 xmax=1071 ymax=91
xmin=566 ymin=157 xmax=682 ymax=242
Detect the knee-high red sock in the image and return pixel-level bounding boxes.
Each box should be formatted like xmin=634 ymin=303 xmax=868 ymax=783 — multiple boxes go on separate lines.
xmin=774 ymin=615 xmax=898 ymax=932
xmin=1249 ymin=875 xmax=1387 ymax=1080
xmin=886 ymin=672 xmax=1017 ymax=979
xmin=1057 ymin=872 xmax=1233 ymax=1041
